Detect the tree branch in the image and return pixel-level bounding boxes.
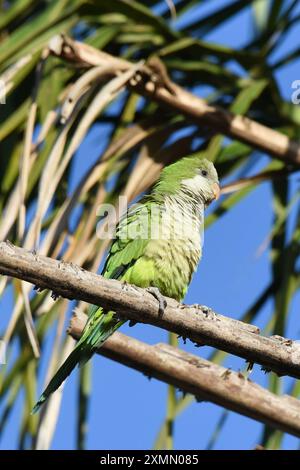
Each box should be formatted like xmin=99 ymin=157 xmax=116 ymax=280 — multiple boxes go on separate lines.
xmin=48 ymin=34 xmax=300 ymax=166
xmin=70 ymin=310 xmax=300 ymax=438
xmin=0 ymin=241 xmax=300 ymax=379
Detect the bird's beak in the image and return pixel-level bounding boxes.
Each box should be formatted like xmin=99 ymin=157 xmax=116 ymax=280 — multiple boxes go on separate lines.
xmin=212 ymin=182 xmax=220 ymax=200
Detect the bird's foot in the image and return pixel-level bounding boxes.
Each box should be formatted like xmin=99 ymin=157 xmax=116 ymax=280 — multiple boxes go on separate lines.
xmin=33 ymin=285 xmax=44 ymax=293
xmin=146 ymin=287 xmax=167 ymax=317
xmin=51 ymin=291 xmax=60 ymax=301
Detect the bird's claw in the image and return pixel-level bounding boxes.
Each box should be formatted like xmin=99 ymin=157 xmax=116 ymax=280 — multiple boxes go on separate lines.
xmin=146 ymin=287 xmax=167 ymax=317
xmin=51 ymin=291 xmax=60 ymax=300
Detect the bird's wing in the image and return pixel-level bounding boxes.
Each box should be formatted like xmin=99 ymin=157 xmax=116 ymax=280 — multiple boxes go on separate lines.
xmin=101 ymin=202 xmax=152 ymax=280
xmin=86 ymin=201 xmax=159 ymax=319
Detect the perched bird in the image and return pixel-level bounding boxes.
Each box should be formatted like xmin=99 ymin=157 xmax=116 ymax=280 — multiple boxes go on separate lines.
xmin=32 ymin=154 xmax=219 ymax=413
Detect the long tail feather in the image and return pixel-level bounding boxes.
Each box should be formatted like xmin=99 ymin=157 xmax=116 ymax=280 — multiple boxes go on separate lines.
xmin=32 ymin=308 xmax=124 ymax=414
xmin=32 ymin=343 xmax=86 ymax=414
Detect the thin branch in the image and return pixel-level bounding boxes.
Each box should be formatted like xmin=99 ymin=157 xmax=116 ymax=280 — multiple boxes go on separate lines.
xmin=0 ymin=241 xmax=300 ymax=379
xmin=69 ymin=310 xmax=300 ymax=438
xmin=48 ymin=34 xmax=300 ymax=166
xmin=221 ymin=167 xmax=299 ymax=195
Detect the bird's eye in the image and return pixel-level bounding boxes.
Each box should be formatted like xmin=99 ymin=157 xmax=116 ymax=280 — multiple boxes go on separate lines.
xmin=201 ymin=170 xmax=208 ymax=177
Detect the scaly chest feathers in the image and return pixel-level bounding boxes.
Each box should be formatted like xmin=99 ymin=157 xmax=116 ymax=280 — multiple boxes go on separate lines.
xmin=121 ymin=195 xmax=203 ymax=301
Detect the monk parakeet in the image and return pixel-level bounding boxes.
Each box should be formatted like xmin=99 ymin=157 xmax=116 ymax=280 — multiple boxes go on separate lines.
xmin=32 ymin=155 xmax=219 ymax=413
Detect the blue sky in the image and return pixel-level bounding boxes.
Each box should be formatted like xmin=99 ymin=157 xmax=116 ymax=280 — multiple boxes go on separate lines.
xmin=1 ymin=0 xmax=300 ymax=450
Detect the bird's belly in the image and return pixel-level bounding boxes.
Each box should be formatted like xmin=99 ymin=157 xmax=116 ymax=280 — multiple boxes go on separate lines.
xmin=122 ymin=206 xmax=202 ymax=301
xmin=143 ymin=236 xmax=201 ymax=301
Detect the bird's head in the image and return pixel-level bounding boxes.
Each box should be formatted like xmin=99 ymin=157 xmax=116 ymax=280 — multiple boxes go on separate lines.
xmin=154 ymin=155 xmax=220 ymax=207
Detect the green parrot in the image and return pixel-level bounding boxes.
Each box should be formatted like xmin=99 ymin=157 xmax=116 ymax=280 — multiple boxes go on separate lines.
xmin=32 ymin=154 xmax=219 ymax=413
